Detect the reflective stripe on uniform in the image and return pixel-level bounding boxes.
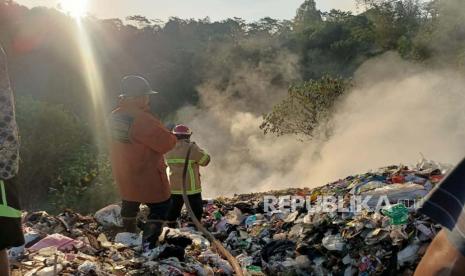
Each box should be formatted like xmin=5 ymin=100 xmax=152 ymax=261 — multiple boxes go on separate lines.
xmin=188 ymin=163 xmax=196 ymax=192
xmin=167 ymin=159 xmax=195 ymax=164
xmin=199 ymin=154 xmax=210 ymax=166
xmin=0 ymin=180 xmax=22 ymax=218
xmin=171 ymin=188 xmax=202 ymax=195
xmin=167 ymin=159 xmax=198 ymax=193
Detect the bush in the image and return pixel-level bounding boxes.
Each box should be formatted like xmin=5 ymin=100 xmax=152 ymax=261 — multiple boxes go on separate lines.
xmin=49 ymin=153 xmax=118 ymax=214
xmin=15 ymin=96 xmax=117 ymax=213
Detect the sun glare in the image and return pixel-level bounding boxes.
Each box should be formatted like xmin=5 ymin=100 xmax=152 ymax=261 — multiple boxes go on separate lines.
xmin=60 ymin=0 xmax=88 ymax=19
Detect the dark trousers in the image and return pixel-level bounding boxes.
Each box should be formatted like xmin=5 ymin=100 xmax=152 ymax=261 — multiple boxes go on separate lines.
xmin=167 ymin=193 xmax=203 ymax=223
xmin=0 ymin=178 xmax=24 ymax=250
xmin=121 ymin=198 xmax=171 ymax=249
xmin=121 ymin=198 xmax=171 ymax=221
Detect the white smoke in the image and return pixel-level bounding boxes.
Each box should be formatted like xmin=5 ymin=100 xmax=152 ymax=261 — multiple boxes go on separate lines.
xmin=307 ymin=53 xmax=465 ymax=184
xmin=176 ymin=52 xmax=465 ymax=198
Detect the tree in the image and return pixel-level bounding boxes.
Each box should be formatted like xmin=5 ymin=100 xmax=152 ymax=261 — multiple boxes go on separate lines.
xmin=126 ymin=15 xmax=152 ymax=29
xmin=294 ymin=0 xmax=322 ymax=32
xmin=15 ymin=97 xmax=96 ymax=210
xmin=261 ymin=76 xmax=350 ymax=137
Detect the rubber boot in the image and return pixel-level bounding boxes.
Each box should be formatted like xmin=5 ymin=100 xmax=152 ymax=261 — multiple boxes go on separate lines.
xmin=142 ymin=220 xmax=164 ymax=250
xmin=122 ymin=217 xmax=137 ymax=233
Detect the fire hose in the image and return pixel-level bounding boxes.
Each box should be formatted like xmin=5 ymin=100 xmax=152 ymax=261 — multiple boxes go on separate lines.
xmin=181 ymin=144 xmax=244 ymax=276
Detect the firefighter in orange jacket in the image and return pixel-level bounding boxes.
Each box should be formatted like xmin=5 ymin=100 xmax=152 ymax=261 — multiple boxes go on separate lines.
xmin=166 ymin=125 xmax=210 ymax=226
xmin=109 ymin=75 xmax=176 ymax=248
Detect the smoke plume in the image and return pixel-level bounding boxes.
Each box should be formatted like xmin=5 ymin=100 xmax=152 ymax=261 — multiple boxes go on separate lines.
xmin=176 ymin=52 xmax=465 ymax=198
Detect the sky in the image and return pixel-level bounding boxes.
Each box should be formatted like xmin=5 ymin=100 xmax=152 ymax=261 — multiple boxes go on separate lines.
xmin=14 ymin=0 xmax=359 ymax=22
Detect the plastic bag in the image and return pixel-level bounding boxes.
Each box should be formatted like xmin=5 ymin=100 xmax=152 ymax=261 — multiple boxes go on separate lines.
xmin=115 ymin=232 xmax=142 ymax=247
xmin=322 ymin=234 xmax=345 ymax=251
xmin=245 ymin=215 xmax=257 ymax=228
xmin=381 ymin=204 xmax=409 ymax=225
xmin=94 ymin=204 xmax=123 ymax=228
xmin=29 ymin=233 xmax=84 ymax=252
xmin=362 ymin=183 xmax=427 ymax=208
xmin=397 ymin=244 xmax=420 ymax=266
xmin=225 ymin=207 xmax=244 ymax=225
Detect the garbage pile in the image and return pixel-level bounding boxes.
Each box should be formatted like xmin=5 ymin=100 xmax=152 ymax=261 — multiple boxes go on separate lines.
xmin=9 ymin=158 xmax=450 ymax=275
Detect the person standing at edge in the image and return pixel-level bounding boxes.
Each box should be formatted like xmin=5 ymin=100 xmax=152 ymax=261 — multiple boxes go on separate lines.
xmin=415 ymin=157 xmax=465 ymax=275
xmin=0 ymin=45 xmax=24 ymax=276
xmin=109 ymin=75 xmax=176 ymax=249
xmin=166 ymin=124 xmax=210 ymax=227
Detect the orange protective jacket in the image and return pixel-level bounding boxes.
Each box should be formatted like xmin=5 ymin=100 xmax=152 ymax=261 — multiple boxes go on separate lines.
xmin=109 ymin=101 xmax=177 ymax=203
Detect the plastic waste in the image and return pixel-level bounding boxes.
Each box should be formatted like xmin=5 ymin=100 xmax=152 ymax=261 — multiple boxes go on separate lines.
xmin=245 ymin=215 xmax=257 ymax=228
xmin=342 ymin=254 xmax=353 ymax=265
xmin=350 ymin=181 xmax=386 ymax=195
xmin=94 ymin=204 xmax=123 ymax=228
xmin=115 ymin=232 xmax=142 ymax=247
xmin=397 ymin=243 xmax=420 ymax=266
xmin=284 ymin=211 xmax=299 ymax=223
xmin=381 ymin=204 xmax=409 ymax=225
xmin=29 ymin=233 xmax=84 ymax=252
xmin=295 ymin=255 xmax=311 ymax=269
xmin=236 ymin=253 xmax=254 ymax=267
xmin=288 ymin=224 xmax=304 ymax=239
xmin=78 ymin=261 xmax=100 ymax=274
xmin=225 ymin=207 xmax=244 ymax=225
xmin=246 ymin=265 xmax=263 ymax=275
xmin=261 ymin=240 xmax=296 ymax=263
xmin=365 ymin=228 xmax=389 ymax=245
xmin=322 ymin=234 xmax=345 ymax=251
xmin=213 ymin=210 xmax=223 ymax=220
xmin=362 ymin=183 xmax=428 ymax=208
xmin=415 ymin=222 xmax=434 ymax=239
xmin=8 ymin=230 xmax=41 ymax=260
xmin=416 ymin=156 xmax=452 ymax=174
xmin=391 ymin=175 xmax=405 ymax=183
xmin=215 ymin=218 xmax=228 ymax=232
xmin=199 ymin=250 xmax=234 ymax=275
xmin=11 ymin=161 xmax=447 ymax=275
xmin=404 ymin=174 xmax=426 ymax=184
xmin=180 ymin=229 xmax=210 ymax=249
xmin=36 ymin=264 xmax=63 ymax=276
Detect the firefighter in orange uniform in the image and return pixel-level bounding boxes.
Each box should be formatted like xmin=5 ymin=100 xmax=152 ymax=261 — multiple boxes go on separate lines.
xmin=109 ymin=75 xmax=176 ymax=249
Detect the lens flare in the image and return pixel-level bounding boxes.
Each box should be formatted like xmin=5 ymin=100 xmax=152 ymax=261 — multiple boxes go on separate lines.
xmin=60 ymin=0 xmax=88 ymax=18
xmin=66 ymin=8 xmax=109 ymax=150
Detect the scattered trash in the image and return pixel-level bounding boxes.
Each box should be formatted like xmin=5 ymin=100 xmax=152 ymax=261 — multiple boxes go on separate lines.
xmin=10 ymin=160 xmax=447 ymax=275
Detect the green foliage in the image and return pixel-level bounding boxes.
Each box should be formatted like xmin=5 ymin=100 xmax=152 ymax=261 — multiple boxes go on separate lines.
xmin=15 ymin=97 xmax=116 ymax=213
xmin=49 ymin=153 xmax=118 ymax=214
xmin=294 ymin=0 xmax=322 ymax=32
xmin=261 ymin=76 xmax=350 ymax=137
xmin=15 ymin=96 xmax=90 ymax=208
